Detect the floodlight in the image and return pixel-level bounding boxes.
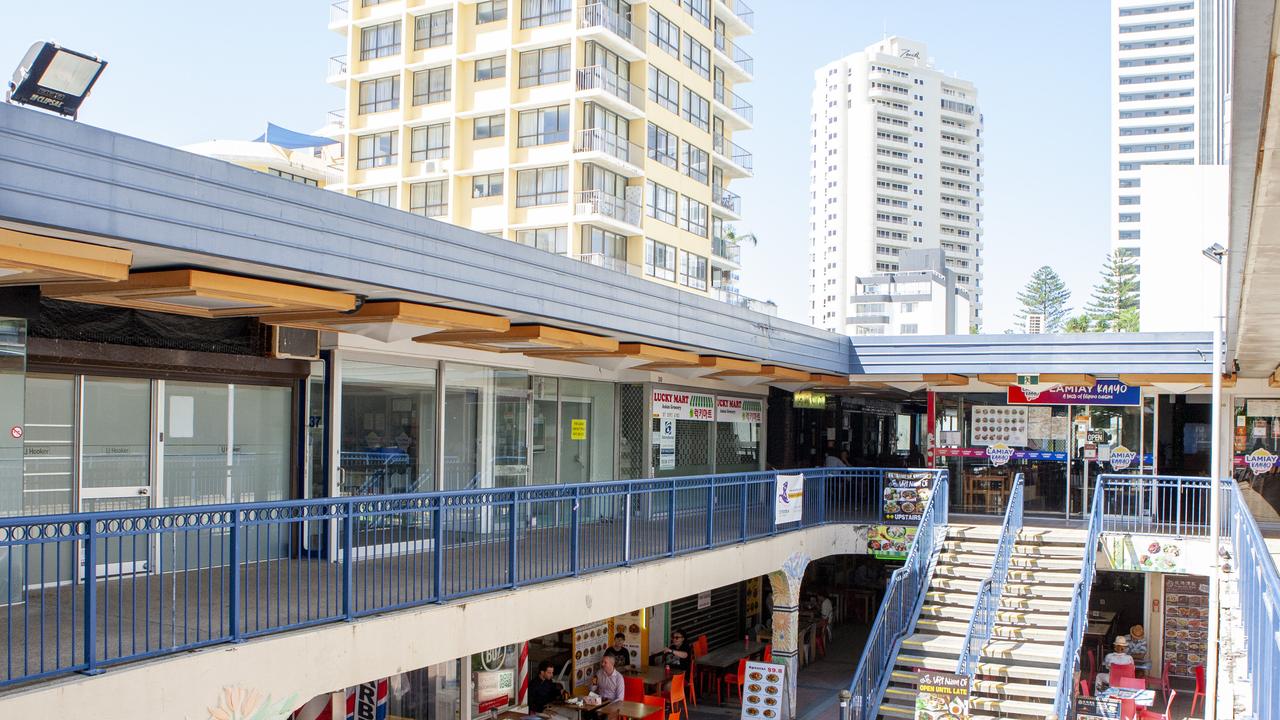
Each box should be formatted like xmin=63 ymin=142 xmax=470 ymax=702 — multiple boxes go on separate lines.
xmin=7 ymin=41 xmax=107 ymax=119
xmin=1202 ymin=243 xmax=1226 ymax=263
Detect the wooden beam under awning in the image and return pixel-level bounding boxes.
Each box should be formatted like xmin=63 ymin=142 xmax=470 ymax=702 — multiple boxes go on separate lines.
xmin=808 ymin=374 xmax=850 ymax=387
xmin=0 ymin=228 xmax=132 ymax=286
xmin=523 ymin=342 xmax=699 ymax=370
xmin=1121 ymin=373 xmax=1234 ymax=388
xmin=976 ymin=374 xmax=1016 ymax=386
xmin=45 ymin=269 xmax=357 ymax=318
xmin=701 ymin=356 xmax=765 ymax=376
xmin=923 ymin=373 xmax=968 ymax=386
xmin=413 ymin=324 xmax=618 ymax=354
xmin=976 ymin=373 xmax=1097 ymax=387
xmin=263 ymin=301 xmax=509 ymax=342
xmin=758 ymin=365 xmax=811 ymax=383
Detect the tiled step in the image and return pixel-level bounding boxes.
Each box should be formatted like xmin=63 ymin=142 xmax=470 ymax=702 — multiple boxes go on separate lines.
xmin=934 ymin=551 xmax=1084 ymax=571
xmin=892 ymin=652 xmax=1061 ymax=683
xmin=878 ymin=702 xmax=1002 ymax=720
xmin=917 ymin=603 xmax=1069 ymax=627
xmin=913 ymin=617 xmax=1068 ymax=643
xmin=923 ymin=590 xmax=1072 ymax=612
xmin=927 ymin=577 xmax=1076 ymax=599
xmin=931 ymin=564 xmax=1079 ymax=584
xmin=898 ymin=633 xmax=1065 ymax=664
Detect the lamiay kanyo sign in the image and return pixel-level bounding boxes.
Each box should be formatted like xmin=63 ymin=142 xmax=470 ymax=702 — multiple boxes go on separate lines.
xmin=1006 ymin=381 xmax=1141 ymax=406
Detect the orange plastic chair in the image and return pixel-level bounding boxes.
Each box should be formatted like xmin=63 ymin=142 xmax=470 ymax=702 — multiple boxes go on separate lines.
xmin=625 ymin=676 xmax=645 ymax=703
xmin=686 ymin=658 xmax=699 ymax=707
xmin=720 ymin=658 xmax=747 ymax=704
xmin=1189 ymin=665 xmax=1206 ymax=717
xmin=664 ymin=673 xmax=689 ymax=720
xmin=1078 ymin=680 xmax=1091 ymax=698
xmin=1139 ymin=690 xmax=1176 ymax=720
xmin=692 ymin=636 xmax=710 ymax=697
xmin=641 ymin=694 xmax=666 ymax=720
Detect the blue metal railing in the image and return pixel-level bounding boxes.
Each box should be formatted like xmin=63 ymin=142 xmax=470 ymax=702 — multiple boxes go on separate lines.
xmin=1096 ymin=473 xmax=1217 ymax=537
xmin=1052 ymin=475 xmax=1106 ymax=720
xmin=0 ymin=466 xmax=941 ymax=688
xmin=956 ymin=472 xmax=1024 ymax=678
xmin=1227 ymin=478 xmax=1280 ymax=720
xmin=846 ymin=470 xmax=950 ymax=720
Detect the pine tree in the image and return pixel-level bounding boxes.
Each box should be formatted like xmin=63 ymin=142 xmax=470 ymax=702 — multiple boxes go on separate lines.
xmin=1064 ymin=315 xmax=1094 ymax=333
xmin=1084 ymin=252 xmax=1140 ymax=332
xmin=1014 ymin=266 xmax=1072 ymax=333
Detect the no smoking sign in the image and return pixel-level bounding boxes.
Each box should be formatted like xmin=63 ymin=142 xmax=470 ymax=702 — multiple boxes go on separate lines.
xmin=9 ymin=426 xmax=22 ymax=440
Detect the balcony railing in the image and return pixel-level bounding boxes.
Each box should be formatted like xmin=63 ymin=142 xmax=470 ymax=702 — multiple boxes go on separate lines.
xmin=0 ymin=467 xmax=940 ymax=687
xmin=712 ymin=134 xmax=753 ymax=173
xmin=574 ymin=128 xmax=642 ymax=168
xmin=575 ymin=65 xmax=644 ymax=111
xmin=713 ymin=32 xmax=754 ymax=76
xmin=712 ymin=236 xmax=741 ymax=263
xmin=714 ymin=287 xmax=776 ymax=315
xmin=713 ymin=84 xmax=754 ymax=124
xmin=327 ymin=108 xmax=346 ymax=129
xmin=580 ymin=3 xmax=645 ymax=52
xmin=330 ymin=0 xmax=349 ymax=24
xmin=328 ymin=54 xmax=348 ymax=80
xmin=719 ymin=0 xmax=755 ymax=28
xmin=573 ymin=252 xmax=641 ymax=276
xmin=575 ymin=189 xmax=642 ymax=227
xmin=711 ymin=184 xmax=741 ymax=214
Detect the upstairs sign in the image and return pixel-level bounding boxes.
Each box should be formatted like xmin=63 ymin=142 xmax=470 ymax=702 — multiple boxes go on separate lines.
xmin=1007 ymin=381 xmax=1140 ymax=406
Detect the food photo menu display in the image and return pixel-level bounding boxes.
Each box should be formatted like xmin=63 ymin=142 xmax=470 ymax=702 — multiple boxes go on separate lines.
xmin=971 ymin=406 xmax=1029 ymax=447
xmin=572 ymin=621 xmax=610 ymax=692
xmin=739 ymin=661 xmax=787 ymax=720
xmin=1162 ymin=576 xmax=1209 ymax=678
xmin=883 ymin=471 xmax=935 ymax=522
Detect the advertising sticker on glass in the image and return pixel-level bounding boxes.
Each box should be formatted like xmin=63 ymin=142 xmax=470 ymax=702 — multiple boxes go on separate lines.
xmin=883 ymin=470 xmax=934 ymax=522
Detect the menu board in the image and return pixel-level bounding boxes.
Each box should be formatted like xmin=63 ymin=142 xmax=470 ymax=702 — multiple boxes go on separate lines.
xmin=739 ymin=661 xmax=786 ymax=720
xmin=914 ymin=671 xmax=969 ymax=720
xmin=1074 ymin=697 xmax=1121 ymax=720
xmin=883 ymin=471 xmax=935 ymax=522
xmin=1162 ymin=576 xmax=1209 ymax=678
xmin=609 ymin=610 xmax=646 ymax=669
xmin=572 ymin=621 xmax=610 ymax=691
xmin=971 ymin=406 xmax=1028 ymax=447
xmin=867 ymin=525 xmax=917 ymax=560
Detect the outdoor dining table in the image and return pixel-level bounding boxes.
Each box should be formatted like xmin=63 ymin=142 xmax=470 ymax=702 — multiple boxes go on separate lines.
xmin=1098 ymin=686 xmax=1156 ymax=707
xmin=598 ymin=700 xmax=664 ymax=720
xmin=620 ymin=666 xmax=667 ymax=691
xmin=696 ymin=641 xmax=766 ymax=703
xmin=545 ymin=699 xmax=606 ymax=720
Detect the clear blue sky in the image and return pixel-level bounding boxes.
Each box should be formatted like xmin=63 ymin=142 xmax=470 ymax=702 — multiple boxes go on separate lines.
xmin=2 ymin=1 xmax=1111 ymax=332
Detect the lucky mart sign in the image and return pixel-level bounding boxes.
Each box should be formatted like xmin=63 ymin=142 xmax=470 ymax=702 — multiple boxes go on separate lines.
xmin=1007 ymin=381 xmax=1141 ymax=406
xmin=652 ymin=390 xmax=715 ymax=421
xmin=717 ymin=397 xmax=763 ymax=423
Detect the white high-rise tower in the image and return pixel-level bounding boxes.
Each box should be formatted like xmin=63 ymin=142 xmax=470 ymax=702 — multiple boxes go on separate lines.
xmin=808 ymin=37 xmax=984 ymax=334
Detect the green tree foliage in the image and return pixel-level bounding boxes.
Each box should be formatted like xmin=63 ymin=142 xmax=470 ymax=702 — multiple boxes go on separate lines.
xmin=1084 ymin=252 xmax=1140 ymax=332
xmin=1064 ymin=315 xmax=1094 ymax=333
xmin=1015 ymin=266 xmax=1072 ymax=333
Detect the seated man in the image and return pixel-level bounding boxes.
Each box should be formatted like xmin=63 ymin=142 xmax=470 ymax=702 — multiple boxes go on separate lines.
xmin=592 ymin=654 xmax=625 ymax=704
xmin=529 ymin=660 xmax=567 ymax=713
xmin=603 ymin=633 xmax=632 ymax=669
xmin=1094 ymin=636 xmax=1135 ymax=693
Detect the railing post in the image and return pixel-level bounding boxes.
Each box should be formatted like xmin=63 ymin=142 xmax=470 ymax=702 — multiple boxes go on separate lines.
xmin=1174 ymin=477 xmax=1183 ymax=536
xmin=769 ymin=473 xmax=778 ymax=536
xmin=229 ymin=509 xmax=242 ymax=642
xmin=667 ymin=482 xmax=676 ymax=555
xmin=817 ymin=470 xmax=827 ymax=525
xmin=81 ymin=518 xmax=101 ymax=676
xmin=839 ymin=689 xmax=852 ymax=720
xmin=432 ymin=497 xmax=445 ymax=602
xmin=739 ymin=476 xmax=749 ymax=542
xmin=342 ymin=499 xmax=354 ymax=620
xmin=623 ymin=485 xmax=633 ymax=565
xmin=509 ymin=491 xmax=519 ymax=589
xmin=705 ymin=482 xmax=714 ymax=549
xmin=571 ymin=486 xmax=581 ymax=573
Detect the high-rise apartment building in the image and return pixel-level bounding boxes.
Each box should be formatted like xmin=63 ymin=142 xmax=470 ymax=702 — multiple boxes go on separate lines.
xmin=807 ymin=37 xmax=984 ymax=334
xmin=1109 ymin=0 xmax=1232 ymax=268
xmin=325 ymin=0 xmax=754 ymax=301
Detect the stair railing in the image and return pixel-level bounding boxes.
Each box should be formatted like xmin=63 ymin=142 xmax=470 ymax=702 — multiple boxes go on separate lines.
xmin=956 ymin=472 xmax=1024 ymax=679
xmin=1051 ymin=475 xmax=1106 ymax=720
xmin=1226 ymin=476 xmax=1280 ymax=720
xmin=847 ymin=470 xmax=950 ymax=720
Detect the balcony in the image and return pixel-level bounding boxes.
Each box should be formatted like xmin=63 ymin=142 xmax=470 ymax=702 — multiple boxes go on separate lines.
xmin=715 ymin=287 xmax=776 ymax=315
xmin=330 ymin=0 xmax=349 ymax=27
xmin=574 ymin=128 xmax=643 ymax=175
xmin=327 ymin=54 xmax=348 ymax=85
xmin=711 ymin=184 xmax=742 ymax=217
xmin=575 ymin=189 xmax=642 ymax=230
xmin=575 ymin=65 xmax=644 ymax=118
xmin=712 ymin=134 xmax=753 ymax=177
xmin=713 ymin=32 xmax=754 ymax=79
xmin=712 ymin=236 xmax=741 ymax=264
xmin=326 ymin=108 xmax=346 ymax=130
xmin=579 ymin=3 xmax=645 ymax=60
xmin=712 ymin=84 xmax=754 ymax=128
xmin=573 ymin=252 xmax=641 ymax=276
xmin=716 ymin=0 xmax=755 ymax=31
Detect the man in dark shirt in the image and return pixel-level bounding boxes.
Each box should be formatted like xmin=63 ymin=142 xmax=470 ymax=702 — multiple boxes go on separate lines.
xmin=529 ymin=660 xmax=565 ymax=713
xmin=603 ymin=633 xmax=631 ymax=668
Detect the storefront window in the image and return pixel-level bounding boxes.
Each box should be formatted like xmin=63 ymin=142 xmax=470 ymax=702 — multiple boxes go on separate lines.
xmin=472 ymin=644 xmax=520 ymax=717
xmin=22 ymin=373 xmax=74 ymax=516
xmin=651 ymin=389 xmax=714 ymax=478
xmin=390 ymin=660 xmax=462 ymax=720
xmin=1231 ymin=398 xmax=1280 ymax=523
xmin=559 ymin=378 xmax=615 ymax=483
xmin=715 ymin=396 xmax=762 ymax=473
xmin=341 ymin=359 xmax=438 ymax=495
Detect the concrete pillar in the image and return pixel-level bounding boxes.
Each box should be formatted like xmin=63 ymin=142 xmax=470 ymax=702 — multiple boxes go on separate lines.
xmin=768 ymin=551 xmax=811 ymax=720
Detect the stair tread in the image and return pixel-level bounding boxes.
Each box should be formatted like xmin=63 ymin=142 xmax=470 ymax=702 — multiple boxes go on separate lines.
xmin=893 ymin=653 xmax=1060 ymax=682
xmin=884 ymin=686 xmax=1055 ymax=712
xmin=900 ymin=634 xmax=1065 ymax=662
xmin=923 ymin=591 xmax=1072 ymax=610
xmin=890 ymin=670 xmax=1058 ymax=699
xmin=913 ymin=618 xmax=1069 ymax=641
xmin=878 ymin=702 xmax=1004 ymax=720
xmin=917 ymin=606 xmax=1070 ymax=626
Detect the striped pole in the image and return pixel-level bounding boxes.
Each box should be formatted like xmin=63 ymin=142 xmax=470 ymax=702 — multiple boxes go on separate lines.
xmin=518 ymin=642 xmax=530 ymax=706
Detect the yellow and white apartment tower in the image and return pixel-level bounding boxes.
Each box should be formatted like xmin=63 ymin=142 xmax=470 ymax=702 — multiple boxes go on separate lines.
xmin=326 ymin=0 xmax=755 ymax=299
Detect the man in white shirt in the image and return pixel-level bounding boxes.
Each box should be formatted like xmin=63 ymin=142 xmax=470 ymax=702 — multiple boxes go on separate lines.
xmin=592 ymin=654 xmax=625 ymax=704
xmin=1095 ymin=636 xmax=1135 ymax=693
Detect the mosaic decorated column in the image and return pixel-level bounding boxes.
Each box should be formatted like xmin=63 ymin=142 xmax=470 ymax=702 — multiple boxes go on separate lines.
xmin=768 ymin=551 xmax=810 ymax=720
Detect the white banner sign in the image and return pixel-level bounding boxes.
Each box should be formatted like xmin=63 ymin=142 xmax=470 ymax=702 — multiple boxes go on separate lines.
xmin=739 ymin=661 xmax=787 ymax=720
xmin=775 ymin=474 xmax=804 ymax=525
xmin=658 ymin=419 xmax=676 ymax=470
xmin=717 ymin=397 xmax=763 ymax=424
xmin=652 ymin=389 xmax=715 ymax=421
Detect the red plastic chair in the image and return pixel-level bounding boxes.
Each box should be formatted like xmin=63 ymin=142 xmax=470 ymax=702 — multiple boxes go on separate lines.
xmin=641 ymin=694 xmax=666 ymax=720
xmin=763 ymin=644 xmax=772 ymax=663
xmin=1084 ymin=648 xmax=1098 ymax=684
xmin=1155 ymin=661 xmax=1173 ymax=702
xmin=1120 ymin=698 xmax=1138 ymax=720
xmin=720 ymin=658 xmax=747 ymax=704
xmin=1110 ymin=663 xmax=1136 ymax=686
xmin=1190 ymin=665 xmax=1206 ymax=717
xmin=1139 ymin=690 xmax=1177 ymax=720
xmin=1078 ymin=680 xmax=1092 ymax=697
xmin=1117 ymin=677 xmax=1146 ymax=690
xmin=815 ymin=619 xmax=829 ymax=658
xmin=624 ymin=676 xmax=645 ymax=703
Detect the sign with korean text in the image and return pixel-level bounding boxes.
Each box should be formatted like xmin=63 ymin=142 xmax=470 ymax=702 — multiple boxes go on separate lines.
xmin=717 ymin=397 xmax=763 ymax=423
xmin=1007 ymin=382 xmax=1141 ymax=406
xmin=883 ymin=470 xmax=934 ymax=522
xmin=914 ymin=671 xmax=969 ymax=720
xmin=652 ymin=389 xmax=715 ymax=421
xmin=775 ymin=474 xmax=804 ymax=524
xmin=739 ymin=661 xmax=787 ymax=720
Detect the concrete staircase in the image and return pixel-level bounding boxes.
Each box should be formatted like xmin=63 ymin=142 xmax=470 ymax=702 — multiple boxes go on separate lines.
xmin=878 ymin=525 xmax=1089 ymax=720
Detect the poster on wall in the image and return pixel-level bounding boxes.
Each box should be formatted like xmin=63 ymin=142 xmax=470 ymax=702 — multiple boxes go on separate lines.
xmin=658 ymin=419 xmax=676 ymax=470
xmin=1074 ymin=697 xmax=1121 ymax=720
xmin=473 ymin=670 xmax=515 ymax=714
xmin=971 ymin=406 xmax=1028 ymax=447
xmin=652 ymin=390 xmax=715 ymax=421
xmin=739 ymin=661 xmax=788 ymax=720
xmin=572 ymin=621 xmax=611 ymax=692
xmin=913 ymin=671 xmax=969 ymax=720
xmin=1024 ymin=406 xmax=1053 ymax=440
xmin=883 ymin=471 xmax=935 ymax=522
xmin=745 ymin=578 xmax=763 ymax=624
xmin=1103 ymin=535 xmax=1202 ymax=574
xmin=1162 ymin=576 xmax=1209 ymax=678
xmin=775 ymin=474 xmax=804 ymax=524
xmin=717 ymin=397 xmax=763 ymax=423
xmin=609 ymin=609 xmax=647 ymax=668
xmin=867 ymin=525 xmax=917 ymax=560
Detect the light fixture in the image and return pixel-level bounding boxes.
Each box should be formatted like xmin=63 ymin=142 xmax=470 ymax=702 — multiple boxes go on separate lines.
xmin=7 ymin=41 xmax=107 ymax=119
xmin=1202 ymin=243 xmax=1226 ymax=263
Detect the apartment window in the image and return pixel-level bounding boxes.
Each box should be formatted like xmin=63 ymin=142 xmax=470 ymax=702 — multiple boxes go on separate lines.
xmin=356 ymin=130 xmax=398 ymax=169
xmin=901 ymin=303 xmax=917 ymax=313
xmin=681 ymin=0 xmax=710 ymax=28
xmin=1119 ymin=195 xmax=1141 ymax=205
xmin=517 ymin=226 xmax=568 ymax=253
xmin=679 ymin=196 xmax=708 ymax=237
xmin=1118 ymin=19 xmax=1194 ymax=33
xmin=680 ymin=142 xmax=708 ymax=183
xmin=360 ymin=21 xmax=401 ymax=60
xmin=647 ymin=123 xmax=678 ymax=169
xmin=582 ymin=226 xmax=628 ymax=261
xmin=680 ymin=88 xmax=709 ymax=131
xmin=363 ymin=0 xmax=391 ymax=5
xmin=476 ymin=0 xmax=508 ymax=23
xmin=1119 ymin=36 xmax=1194 ymax=50
xmin=678 ymin=251 xmax=708 ymax=290
xmin=267 ymin=168 xmax=318 ymax=187
xmin=413 ymin=66 xmax=451 ymax=105
xmin=473 ymin=114 xmax=505 ymax=140
xmin=409 ymin=180 xmax=448 ymax=216
xmin=1119 ymin=230 xmax=1141 ymax=241
xmin=583 ymin=101 xmax=629 ymax=141
xmin=415 ymin=10 xmax=453 ymax=49
xmin=644 ymin=238 xmax=677 ymax=281
xmin=515 ymin=165 xmax=568 ymax=207
xmin=518 ymin=104 xmax=570 ymax=146
xmin=1119 ymin=3 xmax=1193 ymax=15
xmin=356 ymin=186 xmax=395 ymax=207
xmin=648 ymin=9 xmax=680 ymax=58
xmin=411 ymin=123 xmax=450 ymax=161
xmin=1119 ymin=213 xmax=1141 ymax=223
xmin=648 ymin=66 xmax=679 ymax=114
xmin=472 ymin=173 xmax=504 ymax=198
xmin=1118 ymin=71 xmax=1194 ymax=85
xmin=1119 ymin=141 xmax=1195 ymax=153
xmin=474 ymin=55 xmax=506 ymax=81
xmin=519 ymin=45 xmax=570 ymax=87
xmin=520 ymin=0 xmax=571 ymax=28
xmin=358 ymin=76 xmax=399 ymax=114
xmin=682 ymin=34 xmax=711 ymax=80
xmin=1119 ymin=178 xmax=1141 ymax=188
xmin=900 ymin=324 xmax=918 ymax=335
xmin=646 ymin=180 xmax=677 ymax=225
xmin=583 ymin=41 xmax=631 ymax=83
xmin=1119 ymin=106 xmax=1194 ymax=119
xmin=1119 ymin=89 xmax=1194 ymax=102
